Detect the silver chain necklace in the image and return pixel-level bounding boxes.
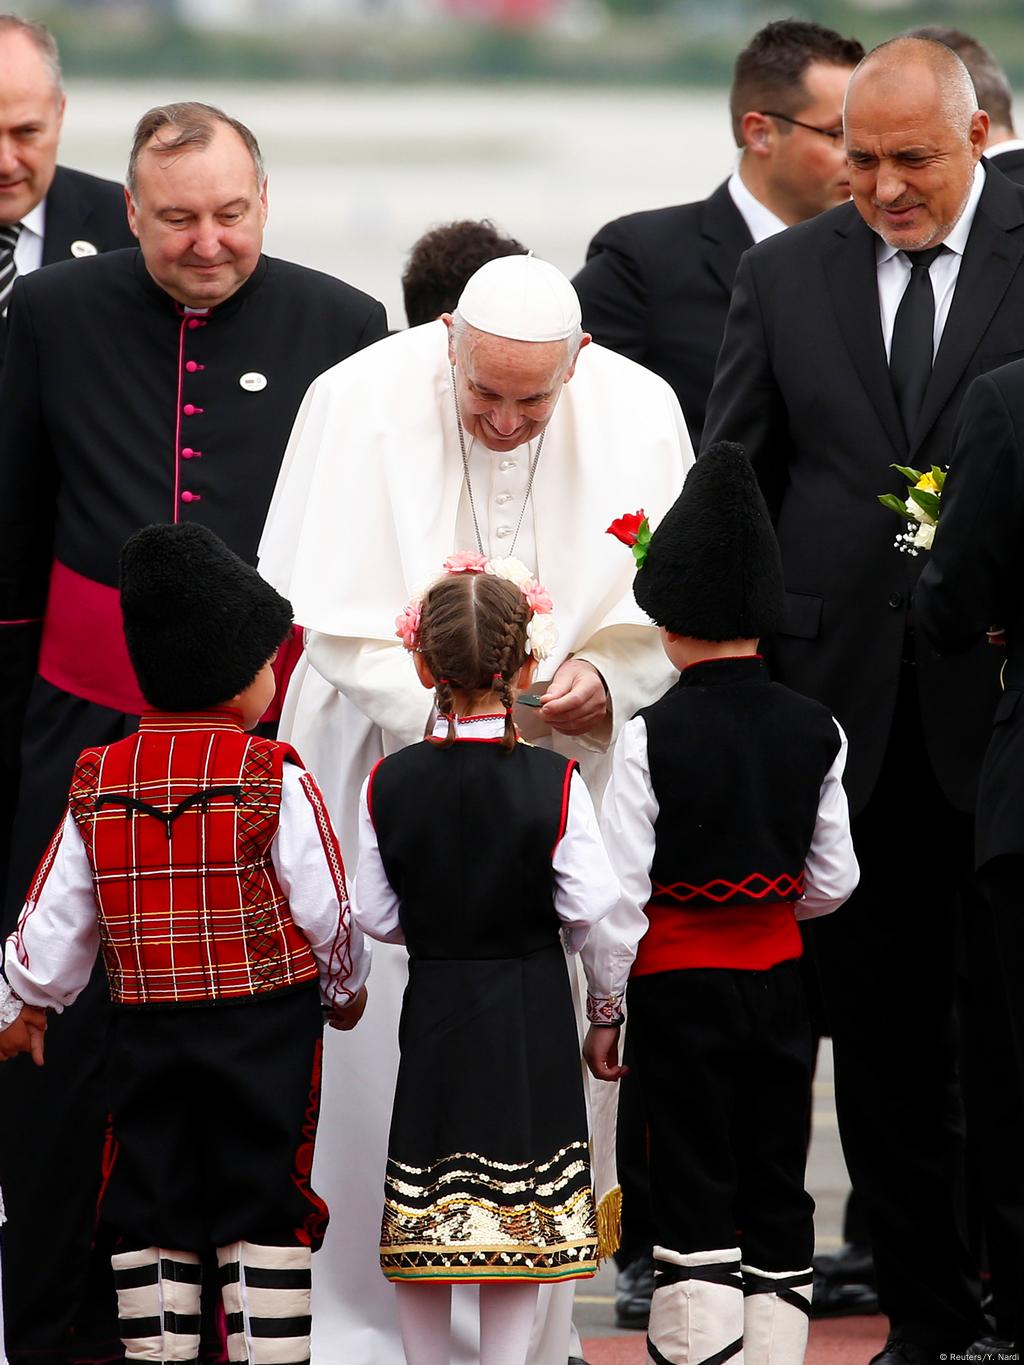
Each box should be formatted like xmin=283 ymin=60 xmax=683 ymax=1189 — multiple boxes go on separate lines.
xmin=450 ymin=362 xmax=545 ymax=561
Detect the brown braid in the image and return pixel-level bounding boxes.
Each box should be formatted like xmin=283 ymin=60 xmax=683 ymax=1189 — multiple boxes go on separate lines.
xmin=417 ymin=572 xmax=530 ymax=752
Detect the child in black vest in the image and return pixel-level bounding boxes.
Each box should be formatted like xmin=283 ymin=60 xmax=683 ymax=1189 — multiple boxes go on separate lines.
xmin=352 ymin=556 xmax=619 ymax=1365
xmin=583 ymin=444 xmax=859 ymax=1365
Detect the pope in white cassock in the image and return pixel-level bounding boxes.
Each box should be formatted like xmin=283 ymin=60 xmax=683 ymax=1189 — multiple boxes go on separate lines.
xmin=258 ymin=256 xmax=694 ymax=1365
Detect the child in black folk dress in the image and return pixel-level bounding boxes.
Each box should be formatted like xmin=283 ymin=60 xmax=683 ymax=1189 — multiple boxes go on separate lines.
xmin=583 ymin=444 xmax=860 ymax=1365
xmin=352 ymin=556 xmax=620 ymax=1365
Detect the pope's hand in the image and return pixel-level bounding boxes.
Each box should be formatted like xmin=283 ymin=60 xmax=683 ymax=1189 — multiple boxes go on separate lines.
xmin=539 ymin=659 xmax=609 ymax=736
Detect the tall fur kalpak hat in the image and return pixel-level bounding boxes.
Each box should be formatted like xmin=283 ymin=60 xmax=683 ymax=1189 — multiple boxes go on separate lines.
xmin=121 ymin=523 xmax=293 ymax=712
xmin=633 ymin=442 xmax=784 ymax=640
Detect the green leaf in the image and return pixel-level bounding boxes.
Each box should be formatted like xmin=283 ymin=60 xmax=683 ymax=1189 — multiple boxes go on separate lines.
xmin=892 ymin=463 xmax=924 ymax=485
xmin=878 ymin=493 xmax=915 ymax=521
xmin=635 ymin=521 xmax=652 ymax=547
xmin=908 ymin=487 xmax=941 ymax=521
xmin=632 ymin=542 xmax=649 ymax=568
xmin=930 ymin=465 xmax=946 ymax=490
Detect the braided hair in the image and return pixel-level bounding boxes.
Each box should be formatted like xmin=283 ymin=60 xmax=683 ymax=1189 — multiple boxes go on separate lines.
xmin=417 ymin=572 xmax=531 ymax=752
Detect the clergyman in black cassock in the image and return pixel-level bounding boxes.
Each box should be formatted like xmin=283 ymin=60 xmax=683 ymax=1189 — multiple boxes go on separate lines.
xmin=0 ymin=103 xmax=386 ymax=1364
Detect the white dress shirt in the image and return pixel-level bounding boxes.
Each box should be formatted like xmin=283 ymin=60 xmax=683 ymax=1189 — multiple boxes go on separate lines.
xmin=580 ymin=712 xmax=860 ymax=1012
xmin=351 ymin=714 xmax=619 ymax=954
xmin=986 ymin=137 xmax=1024 ymax=160
xmin=875 ymin=161 xmax=986 ymax=361
xmin=727 ymin=167 xmax=789 ymax=245
xmin=12 ymin=199 xmax=44 ymax=276
xmin=4 ymin=763 xmax=371 ymax=1011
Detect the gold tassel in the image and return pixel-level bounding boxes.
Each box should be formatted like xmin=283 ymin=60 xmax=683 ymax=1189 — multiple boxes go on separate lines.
xmin=595 ymin=1184 xmax=622 ymax=1262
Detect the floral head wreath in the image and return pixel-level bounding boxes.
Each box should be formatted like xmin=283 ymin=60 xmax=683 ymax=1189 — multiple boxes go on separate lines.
xmin=394 ymin=552 xmax=558 ymax=662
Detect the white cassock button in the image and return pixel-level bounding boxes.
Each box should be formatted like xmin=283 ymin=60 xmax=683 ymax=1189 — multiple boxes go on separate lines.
xmin=496 ymin=493 xmax=513 ymax=506
xmin=239 ymin=372 xmax=268 ymax=392
xmin=70 ymin=240 xmax=98 ymax=258
xmin=496 ymin=526 xmax=513 ymax=539
xmin=499 ymin=459 xmax=517 ymax=471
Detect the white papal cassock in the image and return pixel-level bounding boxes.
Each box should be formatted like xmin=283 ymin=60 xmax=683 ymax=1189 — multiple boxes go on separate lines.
xmin=258 ymin=320 xmax=693 ymax=1365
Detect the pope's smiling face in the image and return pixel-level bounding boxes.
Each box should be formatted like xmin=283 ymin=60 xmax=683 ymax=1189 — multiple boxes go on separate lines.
xmin=845 ymin=61 xmax=987 ymax=252
xmin=444 ymin=320 xmax=588 ymax=453
xmin=126 ymin=121 xmax=268 ymax=309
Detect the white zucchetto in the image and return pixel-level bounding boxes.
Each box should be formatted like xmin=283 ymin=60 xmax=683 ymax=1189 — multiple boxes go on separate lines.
xmin=456 ymin=254 xmax=582 ymax=343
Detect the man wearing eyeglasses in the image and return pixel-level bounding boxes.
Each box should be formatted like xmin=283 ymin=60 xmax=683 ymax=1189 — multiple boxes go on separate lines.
xmin=704 ymin=35 xmax=1024 ymax=1363
xmin=574 ymin=19 xmax=863 ymax=450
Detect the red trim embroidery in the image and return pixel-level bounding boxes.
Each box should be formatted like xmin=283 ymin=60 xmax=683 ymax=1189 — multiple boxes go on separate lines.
xmin=632 ymin=901 xmax=801 ymax=975
xmin=552 ymin=759 xmax=579 ymax=855
xmin=366 ymin=757 xmax=386 ymax=831
xmin=651 ymin=872 xmax=806 ymax=904
xmin=94 ymin=1113 xmax=120 ymax=1229
xmin=681 ymin=653 xmax=764 ymax=672
xmin=291 ymin=1037 xmax=329 ymax=1250
xmin=299 ymin=771 xmax=355 ymax=1004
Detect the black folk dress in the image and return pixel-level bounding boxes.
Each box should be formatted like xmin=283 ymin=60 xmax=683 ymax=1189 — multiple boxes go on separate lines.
xmin=366 ymin=727 xmax=598 ymax=1285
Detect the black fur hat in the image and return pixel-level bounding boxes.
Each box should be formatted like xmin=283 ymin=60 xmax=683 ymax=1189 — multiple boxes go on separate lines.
xmin=633 ymin=442 xmax=784 ymax=640
xmin=121 ymin=523 xmax=293 ymax=712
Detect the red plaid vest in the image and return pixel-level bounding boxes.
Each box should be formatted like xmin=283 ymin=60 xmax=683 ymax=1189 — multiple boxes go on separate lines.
xmin=65 ymin=709 xmax=320 ymax=1007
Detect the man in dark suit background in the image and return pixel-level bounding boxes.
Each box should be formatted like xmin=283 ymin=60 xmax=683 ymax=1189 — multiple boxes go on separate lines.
xmin=0 ymin=13 xmax=133 ymax=357
xmin=916 ymin=381 xmax=1024 ymax=1362
xmin=572 ymin=19 xmax=863 ymax=448
xmin=703 ymin=35 xmax=1024 ymax=1363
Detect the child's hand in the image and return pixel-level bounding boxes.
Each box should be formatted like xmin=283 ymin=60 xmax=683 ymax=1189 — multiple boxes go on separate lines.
xmin=583 ymin=1025 xmax=628 ymax=1083
xmin=0 ymin=1005 xmax=46 ymax=1065
xmin=327 ymin=985 xmax=368 ymax=1032
xmin=21 ymin=1006 xmax=47 ymax=1066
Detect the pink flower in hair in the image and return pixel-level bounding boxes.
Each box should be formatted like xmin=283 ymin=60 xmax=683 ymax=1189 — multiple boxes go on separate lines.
xmin=443 ymin=550 xmax=488 ymax=574
xmin=523 ymin=581 xmax=554 ymax=615
xmin=395 ymin=600 xmax=422 ymax=651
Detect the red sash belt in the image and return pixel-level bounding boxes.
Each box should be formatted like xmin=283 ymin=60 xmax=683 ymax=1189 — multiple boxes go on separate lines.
xmin=38 ymin=559 xmax=301 ymax=721
xmin=631 ymin=900 xmax=802 ymax=975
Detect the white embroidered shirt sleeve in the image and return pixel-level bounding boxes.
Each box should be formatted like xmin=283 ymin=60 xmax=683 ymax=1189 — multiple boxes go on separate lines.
xmin=5 ymin=812 xmax=100 ymax=1011
xmin=552 ymin=769 xmax=619 ymax=954
xmin=350 ymin=774 xmax=406 ymax=945
xmin=797 ymin=720 xmax=860 ymax=920
xmin=581 ymin=715 xmax=657 ymax=1023
xmin=0 ymin=977 xmax=22 ymax=1029
xmin=272 ymin=763 xmax=371 ymax=1005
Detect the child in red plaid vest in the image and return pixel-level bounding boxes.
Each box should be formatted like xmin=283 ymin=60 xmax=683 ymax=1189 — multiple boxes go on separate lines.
xmin=0 ymin=523 xmax=370 ymax=1365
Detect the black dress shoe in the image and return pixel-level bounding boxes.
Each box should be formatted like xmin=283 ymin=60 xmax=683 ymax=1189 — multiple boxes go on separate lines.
xmin=811 ymin=1241 xmax=878 ymax=1319
xmin=812 ymin=1241 xmax=875 ymax=1284
xmin=868 ymin=1338 xmax=936 ymax=1365
xmin=614 ymin=1252 xmax=655 ymax=1329
xmin=964 ymin=1339 xmax=1020 ymax=1362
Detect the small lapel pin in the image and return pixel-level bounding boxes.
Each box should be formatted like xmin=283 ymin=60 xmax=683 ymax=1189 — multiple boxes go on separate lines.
xmin=239 ymin=371 xmax=268 ymax=392
xmin=70 ymin=240 xmax=98 ymax=258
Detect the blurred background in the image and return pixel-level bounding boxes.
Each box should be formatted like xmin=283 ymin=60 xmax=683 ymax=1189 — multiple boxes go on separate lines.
xmin=24 ymin=0 xmax=1022 ymax=342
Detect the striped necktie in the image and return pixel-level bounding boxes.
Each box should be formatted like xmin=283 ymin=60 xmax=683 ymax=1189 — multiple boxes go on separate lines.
xmin=0 ymin=223 xmax=23 ymax=318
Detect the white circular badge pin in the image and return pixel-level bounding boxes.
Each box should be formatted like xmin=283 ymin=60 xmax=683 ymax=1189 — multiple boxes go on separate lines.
xmin=70 ymin=240 xmax=98 ymax=258
xmin=239 ymin=372 xmax=268 ymax=392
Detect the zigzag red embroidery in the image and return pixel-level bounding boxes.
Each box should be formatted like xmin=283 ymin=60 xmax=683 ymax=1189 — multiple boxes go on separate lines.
xmin=651 ymin=872 xmax=806 ymax=904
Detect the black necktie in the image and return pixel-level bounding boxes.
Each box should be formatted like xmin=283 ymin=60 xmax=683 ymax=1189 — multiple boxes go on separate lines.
xmin=889 ymin=244 xmax=947 ymax=441
xmin=0 ymin=223 xmax=21 ymax=318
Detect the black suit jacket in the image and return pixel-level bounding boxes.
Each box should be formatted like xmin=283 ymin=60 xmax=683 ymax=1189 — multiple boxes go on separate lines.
xmin=573 ymin=180 xmax=753 ymax=450
xmin=987 ymin=147 xmax=1024 ymax=185
xmin=916 ymin=363 xmax=1024 ymax=868
xmin=0 ymin=165 xmax=133 ymax=365
xmin=702 ymin=168 xmax=1024 ymax=814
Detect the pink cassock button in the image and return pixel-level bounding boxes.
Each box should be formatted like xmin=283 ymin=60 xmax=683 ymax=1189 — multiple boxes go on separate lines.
xmin=181 ymin=491 xmax=201 ymax=503
xmin=181 ymin=448 xmax=202 ymax=459
xmin=187 ymin=318 xmax=205 ymax=330
xmin=185 ymin=361 xmax=203 ymax=373
xmin=182 ymin=404 xmax=203 ymax=416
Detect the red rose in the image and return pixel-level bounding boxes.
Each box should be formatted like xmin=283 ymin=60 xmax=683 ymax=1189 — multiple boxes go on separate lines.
xmin=606 ymin=510 xmax=647 ymax=547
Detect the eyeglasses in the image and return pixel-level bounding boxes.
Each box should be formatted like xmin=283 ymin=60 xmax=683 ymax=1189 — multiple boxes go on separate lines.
xmin=761 ymin=111 xmax=844 ymax=143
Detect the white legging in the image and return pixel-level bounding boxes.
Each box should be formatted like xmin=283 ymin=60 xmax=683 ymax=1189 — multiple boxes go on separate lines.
xmin=394 ymin=1281 xmax=540 ymax=1365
